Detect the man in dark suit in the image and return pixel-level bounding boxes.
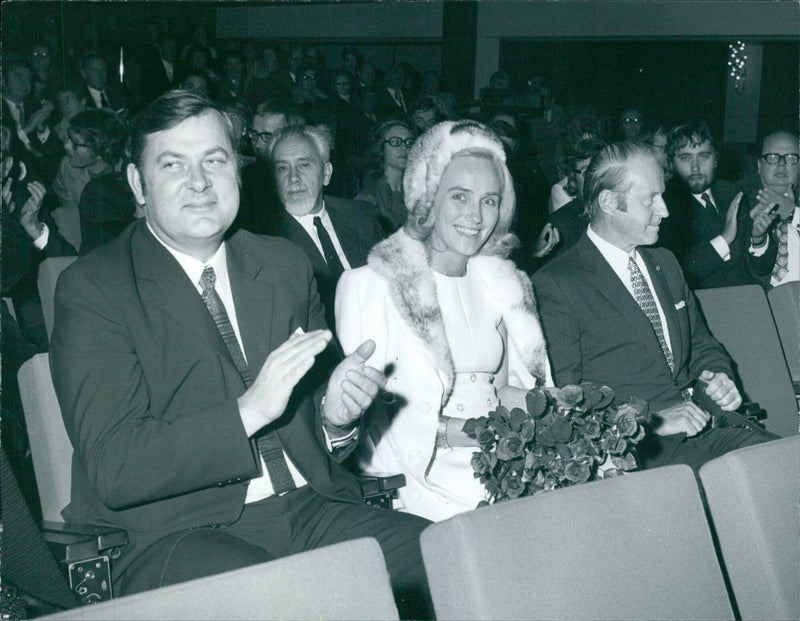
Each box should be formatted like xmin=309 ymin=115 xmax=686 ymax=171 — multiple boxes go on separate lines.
xmin=533 ymin=142 xmax=773 ymax=471
xmin=79 ymin=52 xmax=132 ymax=118
xmin=49 ymin=91 xmax=430 ymax=618
xmin=376 ymin=65 xmax=408 ymax=120
xmin=268 ymin=124 xmax=384 ymax=329
xmin=660 ymin=121 xmax=773 ymax=289
xmin=140 ymin=32 xmax=179 ymax=107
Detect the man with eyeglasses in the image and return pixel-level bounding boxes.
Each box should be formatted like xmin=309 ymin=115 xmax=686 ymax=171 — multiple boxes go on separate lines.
xmin=748 ymin=131 xmax=799 ymax=287
xmin=233 ymin=102 xmax=296 ymax=236
xmin=660 ymin=121 xmax=774 ymax=289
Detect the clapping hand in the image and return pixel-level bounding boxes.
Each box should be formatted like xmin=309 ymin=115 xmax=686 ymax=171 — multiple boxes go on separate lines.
xmin=721 ymin=192 xmax=743 ymax=245
xmin=322 ymin=340 xmax=387 ymax=429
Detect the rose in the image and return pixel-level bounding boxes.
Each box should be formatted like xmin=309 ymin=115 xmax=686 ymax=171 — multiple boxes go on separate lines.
xmin=471 ymin=451 xmax=496 ymax=475
xmin=602 ymin=430 xmax=627 ymax=455
xmin=567 ymin=437 xmax=592 ymax=459
xmin=477 ymin=427 xmax=497 ymax=447
xmin=496 ymin=432 xmax=525 ymax=460
xmin=525 ymin=388 xmax=548 ymax=417
xmin=520 ymin=419 xmax=536 ymax=441
xmin=611 ymin=453 xmax=638 ymax=471
xmin=501 ymin=476 xmax=525 ymax=499
xmin=564 ymin=460 xmax=591 ymax=483
xmin=550 ymin=416 xmax=573 ymax=443
xmin=613 ymin=409 xmax=639 ymax=437
xmin=560 ymin=385 xmax=584 ymax=406
xmin=581 ymin=415 xmax=603 ymax=439
xmin=509 ymin=407 xmax=529 ymax=432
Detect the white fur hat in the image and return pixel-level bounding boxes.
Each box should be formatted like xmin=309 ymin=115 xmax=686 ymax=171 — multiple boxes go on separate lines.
xmin=403 ymin=120 xmax=514 ymax=232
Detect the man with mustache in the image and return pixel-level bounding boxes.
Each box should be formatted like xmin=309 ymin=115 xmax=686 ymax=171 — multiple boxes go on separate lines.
xmin=660 ymin=121 xmax=774 ymax=289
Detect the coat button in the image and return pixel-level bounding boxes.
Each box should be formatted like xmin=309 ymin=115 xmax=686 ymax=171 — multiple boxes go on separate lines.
xmin=456 ymin=403 xmax=465 ymax=412
xmin=486 ymin=398 xmax=493 ymax=407
xmin=470 ymin=373 xmax=476 ymax=382
xmin=418 ymin=401 xmax=431 ymax=414
xmin=408 ymin=450 xmax=423 ymax=464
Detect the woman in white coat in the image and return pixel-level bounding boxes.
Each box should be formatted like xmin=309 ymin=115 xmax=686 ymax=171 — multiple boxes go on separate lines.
xmin=335 ymin=120 xmax=551 ymax=522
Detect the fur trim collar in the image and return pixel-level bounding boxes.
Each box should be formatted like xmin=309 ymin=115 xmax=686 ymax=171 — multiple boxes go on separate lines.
xmin=368 ymin=231 xmax=548 ymax=402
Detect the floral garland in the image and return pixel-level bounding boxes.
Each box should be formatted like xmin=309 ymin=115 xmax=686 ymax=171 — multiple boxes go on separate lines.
xmin=463 ymin=383 xmax=649 ymax=503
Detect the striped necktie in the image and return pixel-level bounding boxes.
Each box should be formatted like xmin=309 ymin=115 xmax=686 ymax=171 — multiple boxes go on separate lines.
xmin=200 ymin=266 xmax=296 ymax=494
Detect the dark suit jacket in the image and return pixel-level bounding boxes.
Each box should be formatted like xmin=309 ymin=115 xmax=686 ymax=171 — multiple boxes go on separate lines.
xmin=271 ymin=195 xmax=384 ymax=329
xmin=78 ymin=171 xmax=137 ymax=255
xmin=80 ymin=82 xmax=133 ymax=116
xmin=660 ymin=178 xmax=775 ymax=289
xmin=532 ymin=232 xmax=733 ymax=414
xmin=50 ymin=221 xmax=362 ymax=579
xmin=376 ymin=87 xmax=407 ymax=120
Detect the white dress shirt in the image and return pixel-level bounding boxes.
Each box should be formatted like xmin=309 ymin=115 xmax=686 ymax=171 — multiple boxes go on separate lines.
xmin=587 ymin=225 xmax=673 ymax=353
xmin=291 ymin=202 xmax=352 ymax=270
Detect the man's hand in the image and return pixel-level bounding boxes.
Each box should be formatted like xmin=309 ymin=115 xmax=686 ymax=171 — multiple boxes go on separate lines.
xmin=652 ymin=401 xmax=710 ymax=437
xmin=19 ymin=181 xmax=47 ymax=239
xmin=532 ymin=223 xmax=560 ymax=258
xmin=749 ymin=197 xmax=779 ymax=245
xmin=238 ymin=329 xmax=333 ymax=436
xmin=323 ymin=340 xmax=387 ymax=428
xmin=721 ymin=191 xmax=743 ymax=245
xmin=26 ymin=101 xmax=55 ymax=133
xmin=699 ymin=370 xmax=742 ymax=412
xmin=757 ymin=187 xmax=795 ymax=221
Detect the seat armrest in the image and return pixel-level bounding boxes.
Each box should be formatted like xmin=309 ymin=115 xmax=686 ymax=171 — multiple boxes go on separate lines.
xmin=42 ymin=521 xmax=128 ymax=563
xmin=359 ymin=474 xmax=406 ymax=509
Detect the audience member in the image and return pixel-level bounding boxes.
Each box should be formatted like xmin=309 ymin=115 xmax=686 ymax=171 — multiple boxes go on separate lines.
xmin=52 ymin=80 xmax=88 ymax=144
xmin=29 ymin=42 xmax=57 ymax=103
xmin=291 ymin=64 xmax=330 ymax=126
xmin=79 ymin=52 xmax=132 ymax=118
xmin=356 ymin=119 xmax=415 ymax=235
xmin=617 ymin=107 xmax=643 ymax=141
xmin=661 ymin=121 xmax=773 ymax=289
xmin=50 ymin=91 xmax=431 ymax=619
xmin=417 ymin=69 xmax=457 ymax=120
xmin=639 ymin=121 xmax=672 ymax=182
xmin=235 ymin=101 xmax=295 ymax=235
xmin=533 ymin=142 xmax=774 ymax=472
xmin=249 ymin=44 xmax=281 ymax=107
xmin=72 ymin=109 xmax=135 ymax=254
xmin=336 ymin=120 xmax=550 ymax=521
xmin=377 ymin=65 xmax=409 ymax=119
xmin=218 ymin=50 xmax=250 ymax=101
xmin=142 ymin=32 xmax=180 ymax=105
xmin=409 ymin=97 xmax=444 ymax=134
xmin=479 ymin=70 xmax=511 ymax=105
xmin=269 ymin=124 xmax=384 ymax=329
xmin=748 ymin=131 xmax=799 ymax=287
xmin=356 ymin=60 xmax=377 ymax=92
xmin=180 ymin=71 xmax=211 ymax=99
xmin=2 ymin=55 xmax=57 ymax=170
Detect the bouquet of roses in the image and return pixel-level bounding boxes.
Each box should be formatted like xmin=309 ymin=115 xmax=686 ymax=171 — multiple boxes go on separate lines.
xmin=462 ymin=382 xmax=649 ymax=503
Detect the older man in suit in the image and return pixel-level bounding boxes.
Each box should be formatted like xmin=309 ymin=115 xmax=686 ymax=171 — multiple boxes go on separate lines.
xmin=50 ymin=91 xmax=431 ymax=618
xmin=269 ymin=124 xmax=384 ymax=329
xmin=533 ymin=142 xmax=774 ymax=471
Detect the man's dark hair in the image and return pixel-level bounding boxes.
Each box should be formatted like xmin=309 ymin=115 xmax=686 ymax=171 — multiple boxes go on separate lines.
xmin=79 ymin=51 xmax=106 ymax=71
xmin=584 ymin=141 xmax=655 ymax=221
xmin=2 ymin=53 xmax=32 ymax=77
xmin=129 ymin=90 xmax=236 ymax=170
xmin=69 ymin=109 xmax=127 ymax=165
xmin=665 ymin=121 xmax=716 ymax=160
xmin=567 ymin=137 xmax=609 ymax=166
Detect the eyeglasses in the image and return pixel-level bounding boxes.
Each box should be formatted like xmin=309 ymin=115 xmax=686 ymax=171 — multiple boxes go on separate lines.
xmin=572 ymin=165 xmax=589 ymax=177
xmin=248 ymin=129 xmax=273 ymax=143
xmin=301 ymin=74 xmax=317 ymax=81
xmin=67 ymin=129 xmax=92 ymax=150
xmin=383 ymin=137 xmax=414 ymax=149
xmin=621 ymin=117 xmax=640 ymax=124
xmin=32 ymin=51 xmax=50 ymax=58
xmin=761 ymin=153 xmax=800 ymax=166
xmin=647 ymin=142 xmax=666 ymax=152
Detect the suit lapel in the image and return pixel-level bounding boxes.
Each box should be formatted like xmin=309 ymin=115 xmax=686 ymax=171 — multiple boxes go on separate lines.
xmin=278 ymin=212 xmax=330 ymax=277
xmin=132 ymin=223 xmax=233 ymax=366
xmin=325 ymin=198 xmax=360 ymax=266
xmin=576 ymin=236 xmax=673 ymax=373
xmin=226 ymin=238 xmax=275 ymax=375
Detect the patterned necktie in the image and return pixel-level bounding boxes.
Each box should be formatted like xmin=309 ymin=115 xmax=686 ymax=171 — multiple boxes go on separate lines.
xmin=628 ymin=256 xmax=674 ymax=372
xmin=200 ymin=266 xmax=296 ymax=494
xmin=701 ymin=192 xmax=718 ymax=215
xmin=313 ymin=216 xmax=345 ymax=280
xmin=771 ymin=218 xmax=790 ymax=285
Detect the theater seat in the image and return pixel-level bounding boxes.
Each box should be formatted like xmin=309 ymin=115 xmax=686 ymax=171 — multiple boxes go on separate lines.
xmin=695 ymin=285 xmax=798 ymax=438
xmin=38 ymin=256 xmax=77 ymax=341
xmin=699 ymin=437 xmax=800 ymax=621
xmin=420 ymin=465 xmax=733 ymax=620
xmin=767 ymin=281 xmax=800 ymax=388
xmin=39 ymin=537 xmax=399 ymax=620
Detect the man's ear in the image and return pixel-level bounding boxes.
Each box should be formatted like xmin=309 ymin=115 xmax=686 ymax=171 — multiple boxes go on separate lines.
xmin=597 ymin=189 xmax=619 ymax=215
xmin=323 ymin=161 xmax=333 ymax=187
xmin=126 ymin=163 xmax=146 ymax=206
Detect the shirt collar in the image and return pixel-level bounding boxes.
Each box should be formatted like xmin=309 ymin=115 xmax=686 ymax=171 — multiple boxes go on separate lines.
xmin=146 ymin=222 xmax=228 ymax=291
xmin=291 ymin=200 xmax=328 ymax=228
xmin=691 ymin=189 xmax=715 ymax=207
xmin=587 ymin=224 xmax=638 ymax=274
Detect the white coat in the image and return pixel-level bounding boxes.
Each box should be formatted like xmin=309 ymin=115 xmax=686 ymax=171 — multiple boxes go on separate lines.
xmin=335 ymin=231 xmax=550 ymax=521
